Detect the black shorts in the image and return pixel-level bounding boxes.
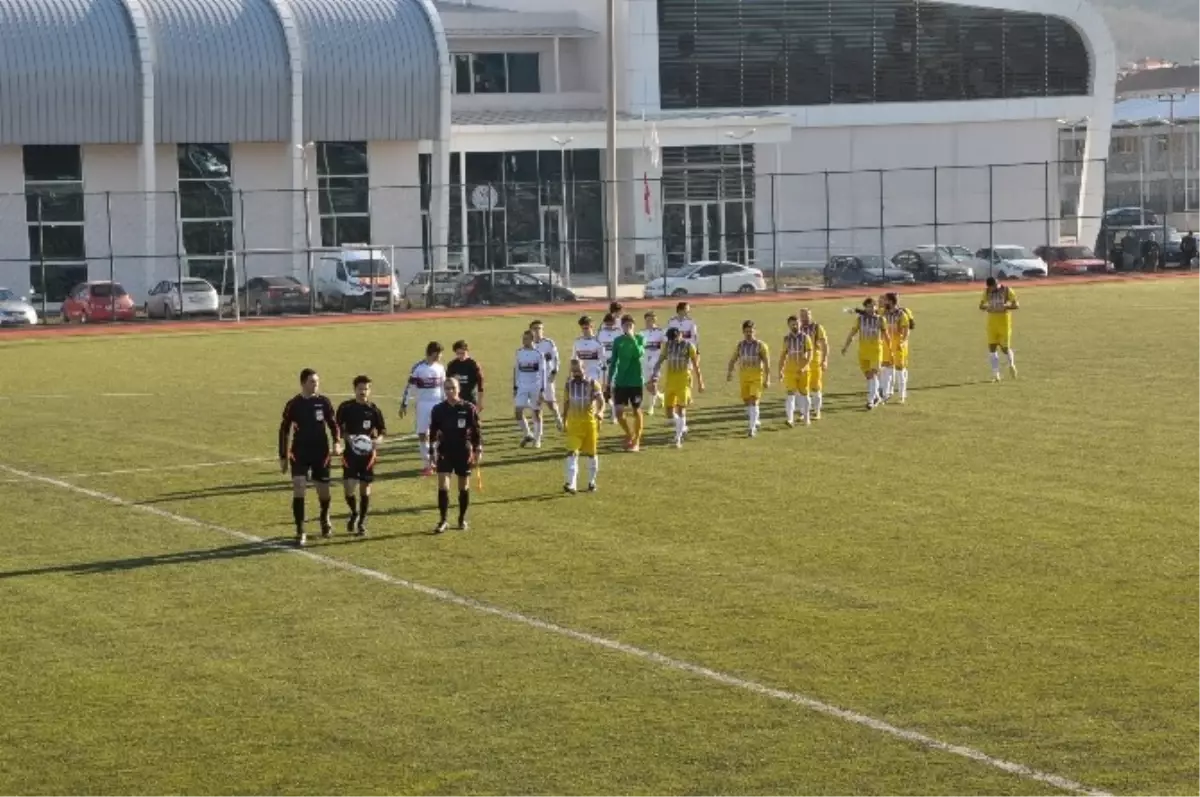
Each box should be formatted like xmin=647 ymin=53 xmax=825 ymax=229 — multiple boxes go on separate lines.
xmin=290 ymin=450 xmax=332 ymax=482
xmin=612 ymin=385 xmax=644 ymax=409
xmin=436 ymin=452 xmax=472 ymax=477
xmin=341 ymin=453 xmax=375 ymax=484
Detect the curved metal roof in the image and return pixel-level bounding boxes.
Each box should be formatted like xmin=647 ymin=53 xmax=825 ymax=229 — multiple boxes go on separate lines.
xmin=0 ymin=0 xmax=141 ymax=144
xmin=145 ymin=0 xmax=290 ymax=142
xmin=291 ymin=0 xmax=441 ymax=141
xmin=0 ymin=0 xmax=442 ymax=145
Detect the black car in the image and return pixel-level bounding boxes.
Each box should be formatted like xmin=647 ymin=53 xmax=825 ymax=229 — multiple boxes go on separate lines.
xmin=1104 ymin=207 xmax=1160 ymax=228
xmin=824 ymin=255 xmax=916 ymax=288
xmin=455 ymin=269 xmax=578 ymax=306
xmin=890 ymin=249 xmax=975 ymax=282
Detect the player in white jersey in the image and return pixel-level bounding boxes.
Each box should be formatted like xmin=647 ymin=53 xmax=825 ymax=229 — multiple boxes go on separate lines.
xmin=640 ymin=310 xmax=666 ymax=415
xmin=666 ymin=300 xmax=699 ymax=351
xmin=529 ymin=319 xmax=563 ymax=441
xmin=513 ymin=330 xmax=551 ymax=448
xmin=571 ymin=314 xmax=607 ymax=384
xmin=399 ymin=341 xmax=446 ymax=476
xmin=595 ymin=312 xmax=621 ymax=424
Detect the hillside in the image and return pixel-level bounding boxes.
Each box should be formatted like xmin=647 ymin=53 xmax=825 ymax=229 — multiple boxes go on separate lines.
xmin=1091 ymin=0 xmax=1199 ymax=62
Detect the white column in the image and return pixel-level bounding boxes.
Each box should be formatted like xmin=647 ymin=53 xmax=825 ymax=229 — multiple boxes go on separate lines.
xmin=120 ymin=0 xmax=156 ymax=292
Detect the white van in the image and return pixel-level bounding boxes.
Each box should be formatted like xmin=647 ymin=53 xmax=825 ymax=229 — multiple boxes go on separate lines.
xmin=313 ymin=249 xmax=401 ymax=311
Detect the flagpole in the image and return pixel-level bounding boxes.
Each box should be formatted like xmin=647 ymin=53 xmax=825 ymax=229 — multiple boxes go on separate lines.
xmin=604 ymin=0 xmax=619 ymax=301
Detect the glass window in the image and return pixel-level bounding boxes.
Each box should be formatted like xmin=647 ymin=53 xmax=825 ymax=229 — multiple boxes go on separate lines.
xmin=316 ymin=142 xmax=371 ymax=247
xmin=454 ymin=54 xmax=472 ymax=94
xmin=28 ymin=225 xmax=85 ymax=260
xmin=657 ymin=0 xmax=1090 ymax=109
xmin=317 ymin=142 xmax=368 ymax=176
xmin=177 ymin=144 xmax=231 ymax=180
xmin=472 ymin=53 xmax=508 ymax=93
xmin=178 ymin=180 xmax=234 ymax=219
xmin=318 ymin=177 xmax=370 ymax=215
xmin=320 ymin=216 xmax=372 ymax=247
xmin=29 ymin=264 xmax=88 ymax=303
xmin=507 ymin=53 xmax=540 ymax=93
xmin=25 ymin=183 xmax=84 ymax=223
xmin=23 ymin=145 xmax=82 ymax=182
xmin=181 ymin=220 xmax=234 ymax=256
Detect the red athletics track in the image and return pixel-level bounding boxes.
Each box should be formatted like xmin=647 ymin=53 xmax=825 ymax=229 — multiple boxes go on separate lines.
xmin=2 ymin=270 xmax=1194 ymax=342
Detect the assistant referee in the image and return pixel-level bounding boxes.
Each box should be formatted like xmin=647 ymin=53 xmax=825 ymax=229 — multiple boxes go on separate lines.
xmin=607 ymin=314 xmax=646 ymax=451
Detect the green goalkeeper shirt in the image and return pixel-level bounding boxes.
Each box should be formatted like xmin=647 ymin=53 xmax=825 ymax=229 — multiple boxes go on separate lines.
xmin=609 ymin=333 xmax=645 ymax=388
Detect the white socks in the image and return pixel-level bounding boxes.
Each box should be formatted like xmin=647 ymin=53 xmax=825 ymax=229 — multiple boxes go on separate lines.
xmin=785 ymin=394 xmax=796 ymax=423
xmin=565 ymin=452 xmax=579 ymax=488
xmin=747 ymin=403 xmax=760 ymax=432
xmin=813 ymin=391 xmax=823 ymax=416
xmin=797 ymin=393 xmax=810 ymax=420
xmin=420 ymin=440 xmax=430 ymax=468
xmin=517 ymin=416 xmax=531 ymax=436
xmin=1006 ymin=349 xmax=1016 ymax=367
xmin=866 ymin=376 xmax=878 ymax=404
xmin=673 ymin=413 xmax=685 ymax=441
xmin=881 ymin=366 xmax=894 ymax=397
xmin=588 ymin=456 xmax=599 ymax=483
xmin=534 ymin=416 xmax=544 ymax=442
xmin=897 ymin=369 xmax=908 ymax=399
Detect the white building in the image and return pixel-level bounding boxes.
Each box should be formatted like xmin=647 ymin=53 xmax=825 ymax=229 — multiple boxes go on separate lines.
xmin=0 ymin=0 xmax=1116 ymax=302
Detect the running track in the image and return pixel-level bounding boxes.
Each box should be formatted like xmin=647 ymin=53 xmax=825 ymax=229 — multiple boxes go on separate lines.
xmin=2 ymin=271 xmax=1194 ymax=341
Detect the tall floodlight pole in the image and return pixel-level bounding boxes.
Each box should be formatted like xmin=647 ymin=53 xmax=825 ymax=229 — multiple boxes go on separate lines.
xmin=1158 ymin=92 xmax=1184 ymax=240
xmin=604 ymin=0 xmax=619 ymax=300
xmin=725 ymin=129 xmax=756 ymax=264
xmin=552 ymin=135 xmax=574 ymax=288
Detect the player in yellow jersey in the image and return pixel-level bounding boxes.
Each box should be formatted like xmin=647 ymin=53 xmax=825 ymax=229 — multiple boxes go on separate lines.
xmin=649 ymin=327 xmax=704 ymax=448
xmin=561 ymin=358 xmax=605 ymax=494
xmin=777 ymin=315 xmax=814 ymax=427
xmin=880 ymin=292 xmax=914 ymax=403
xmin=726 ymin=320 xmax=771 ymax=437
xmin=798 ymin=308 xmax=829 ymax=420
xmin=979 ymin=276 xmax=1019 ymax=381
xmin=841 ymin=298 xmax=892 ymax=410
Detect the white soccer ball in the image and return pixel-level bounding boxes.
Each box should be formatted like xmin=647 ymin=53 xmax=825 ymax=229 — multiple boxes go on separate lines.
xmin=348 ymin=434 xmax=375 ymax=456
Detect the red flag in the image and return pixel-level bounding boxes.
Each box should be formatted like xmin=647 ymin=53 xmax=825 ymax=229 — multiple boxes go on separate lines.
xmin=643 ymin=172 xmax=652 ymax=218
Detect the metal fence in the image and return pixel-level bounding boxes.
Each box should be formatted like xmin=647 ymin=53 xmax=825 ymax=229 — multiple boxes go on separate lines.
xmin=2 ymin=156 xmax=1194 ymax=321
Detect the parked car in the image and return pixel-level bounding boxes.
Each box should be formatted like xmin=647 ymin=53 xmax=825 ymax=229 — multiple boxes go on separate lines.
xmin=313 ymin=248 xmax=400 ymax=311
xmin=238 ymin=275 xmax=311 ymax=315
xmin=0 ymin=287 xmax=39 ymax=326
xmin=145 ymin=278 xmax=220 ymax=318
xmin=643 ymin=261 xmax=766 ymax=298
xmin=62 ymin=281 xmax=136 ymax=323
xmin=940 ymin=244 xmax=975 ymax=261
xmin=1104 ymin=207 xmax=1160 ymax=228
xmin=510 ymin=263 xmax=564 ymax=287
xmin=455 ymin=270 xmax=578 ymax=306
xmin=823 ymin=255 xmax=916 ymax=288
xmin=971 ymin=246 xmax=1048 ymax=279
xmin=891 ymin=248 xmax=975 ymax=281
xmin=1034 ymin=245 xmax=1112 ymax=275
xmin=402 ymin=270 xmax=462 ymax=309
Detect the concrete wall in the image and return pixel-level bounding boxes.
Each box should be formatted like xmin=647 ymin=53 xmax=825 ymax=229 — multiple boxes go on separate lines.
xmin=757 ymin=119 xmax=1062 ymax=268
xmin=0 ymin=146 xmax=26 ymax=284
xmin=367 ymin=140 xmax=423 ymax=282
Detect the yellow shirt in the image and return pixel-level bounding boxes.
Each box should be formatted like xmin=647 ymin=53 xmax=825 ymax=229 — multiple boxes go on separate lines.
xmin=734 ymin=339 xmax=769 ymax=376
xmin=661 ymin=340 xmax=697 ymax=377
xmin=980 ymin=286 xmax=1017 ymax=318
xmin=562 ymin=377 xmax=601 ymax=420
xmin=883 ymin=307 xmax=912 ymax=346
xmin=782 ymin=331 xmax=813 ymax=367
xmin=799 ymin=322 xmax=827 ymax=363
xmin=854 ymin=313 xmax=886 ymax=349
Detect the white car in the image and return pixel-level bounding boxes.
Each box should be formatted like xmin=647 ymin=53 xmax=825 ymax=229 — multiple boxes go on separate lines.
xmin=145 ymin=278 xmax=220 ymax=318
xmin=643 ymin=261 xmax=766 ymax=298
xmin=971 ymin=246 xmax=1048 ymax=280
xmin=0 ymin=287 xmax=39 ymax=325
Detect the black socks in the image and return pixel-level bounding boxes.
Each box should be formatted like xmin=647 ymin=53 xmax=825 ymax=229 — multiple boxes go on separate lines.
xmin=292 ymin=496 xmax=304 ymax=528
xmin=437 ymin=488 xmax=450 ymax=522
xmin=458 ymin=490 xmax=470 ymax=523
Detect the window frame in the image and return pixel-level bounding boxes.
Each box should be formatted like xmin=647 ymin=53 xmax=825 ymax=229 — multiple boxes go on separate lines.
xmin=177 ymin=144 xmax=235 ymax=283
xmin=23 ymin=144 xmax=87 ymax=303
xmin=451 ymin=52 xmax=542 ymax=94
xmin=316 ymin=141 xmax=371 ymax=247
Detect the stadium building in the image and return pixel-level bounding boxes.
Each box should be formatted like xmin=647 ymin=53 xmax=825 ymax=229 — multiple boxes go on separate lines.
xmin=0 ymin=0 xmax=1115 ymax=302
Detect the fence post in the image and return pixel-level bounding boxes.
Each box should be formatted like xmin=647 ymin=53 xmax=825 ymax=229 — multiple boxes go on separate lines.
xmin=1043 ymin=160 xmax=1051 ymax=246
xmin=987 ymin=164 xmax=995 ymax=279
xmin=174 ymin=189 xmax=184 ymax=290
xmin=770 ymin=172 xmax=779 ymax=293
xmin=106 ymin=191 xmax=116 ymax=322
xmin=36 ymin=194 xmax=47 ymax=319
xmin=822 ymin=170 xmax=831 ymax=286
xmin=932 ymin=166 xmax=940 ymax=255
xmin=877 ymin=169 xmax=886 ymax=265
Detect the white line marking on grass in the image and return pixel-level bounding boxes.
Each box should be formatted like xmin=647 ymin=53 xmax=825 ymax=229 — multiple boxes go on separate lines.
xmin=0 ymin=462 xmax=1111 ymax=797
xmin=100 ymin=392 xmax=156 ymax=398
xmin=65 ymin=457 xmax=276 ymax=478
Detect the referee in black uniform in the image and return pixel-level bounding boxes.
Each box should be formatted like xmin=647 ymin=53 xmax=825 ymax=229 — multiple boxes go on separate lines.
xmin=428 ymin=378 xmax=482 ymax=533
xmin=446 ymin=339 xmax=485 ymax=413
xmin=278 ymin=368 xmax=341 ymax=547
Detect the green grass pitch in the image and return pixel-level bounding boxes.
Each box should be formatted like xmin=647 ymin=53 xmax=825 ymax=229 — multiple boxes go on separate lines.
xmin=0 ymin=279 xmax=1196 ymax=795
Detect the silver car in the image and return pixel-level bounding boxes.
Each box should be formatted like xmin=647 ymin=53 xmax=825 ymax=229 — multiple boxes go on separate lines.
xmin=145 ymin=278 xmax=220 ymax=318
xmin=0 ymin=287 xmax=38 ymax=325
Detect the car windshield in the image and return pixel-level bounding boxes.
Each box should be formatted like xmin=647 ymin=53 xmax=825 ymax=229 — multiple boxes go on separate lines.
xmin=91 ymin=284 xmax=126 ymax=298
xmin=1060 ymin=246 xmax=1094 ymax=259
xmin=180 ymin=280 xmax=211 ymax=292
xmin=345 ymin=259 xmax=389 ymax=277
xmin=858 ymin=255 xmax=884 ymax=268
xmin=994 ymin=247 xmax=1032 ymax=260
xmin=674 ymin=264 xmax=702 ymax=277
xmin=918 ymin=250 xmax=956 ymax=265
xmin=0 ymin=289 xmax=14 ymax=301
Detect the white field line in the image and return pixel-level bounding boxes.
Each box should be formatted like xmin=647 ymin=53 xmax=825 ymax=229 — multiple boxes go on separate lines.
xmin=0 ymin=464 xmax=1112 ymax=797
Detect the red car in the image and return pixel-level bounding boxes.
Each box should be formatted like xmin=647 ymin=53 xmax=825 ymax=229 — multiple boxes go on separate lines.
xmin=62 ymin=281 xmax=136 ymax=323
xmin=1035 ymin=245 xmax=1113 ymax=275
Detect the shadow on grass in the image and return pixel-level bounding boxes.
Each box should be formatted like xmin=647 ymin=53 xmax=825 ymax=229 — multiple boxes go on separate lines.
xmin=0 ymin=541 xmax=284 ymax=579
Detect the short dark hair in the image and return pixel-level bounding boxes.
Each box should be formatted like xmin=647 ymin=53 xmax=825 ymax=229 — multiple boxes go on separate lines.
xmin=675 ymin=301 xmax=689 ymax=313
xmin=985 ymin=277 xmax=998 ymax=288
xmin=620 ymin=314 xmax=635 ymax=325
xmin=884 ymin=292 xmax=898 ymax=305
xmin=353 ymin=375 xmax=371 ymax=388
xmin=609 ymin=301 xmax=623 ymax=314
xmin=425 ymin=341 xmax=443 ymax=357
xmin=862 ymin=297 xmax=875 ymax=307
xmin=452 ymin=339 xmax=468 ymax=352
xmin=644 ymin=310 xmax=657 ymax=319
xmin=299 ymin=368 xmax=317 ymax=384
xmin=666 ymin=327 xmax=680 ymax=341
xmin=529 ymin=319 xmax=543 ymax=328
xmin=578 ymin=315 xmax=593 ymax=326
xmin=602 ymin=312 xmax=615 ymax=324
xmin=786 ymin=314 xmax=798 ymax=323
xmin=742 ymin=320 xmax=755 ymax=330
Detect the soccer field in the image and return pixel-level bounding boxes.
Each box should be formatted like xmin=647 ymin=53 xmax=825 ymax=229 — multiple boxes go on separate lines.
xmin=0 ymin=279 xmax=1196 ymax=796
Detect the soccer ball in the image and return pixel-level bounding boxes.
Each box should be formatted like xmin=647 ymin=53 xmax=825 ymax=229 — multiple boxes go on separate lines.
xmin=348 ymin=434 xmax=375 ymax=456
